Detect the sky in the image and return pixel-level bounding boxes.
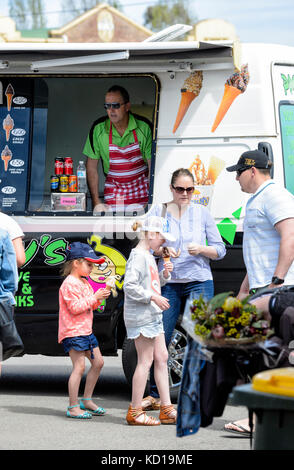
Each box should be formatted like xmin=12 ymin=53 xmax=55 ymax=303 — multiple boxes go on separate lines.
xmin=1 ymin=0 xmax=294 ymax=47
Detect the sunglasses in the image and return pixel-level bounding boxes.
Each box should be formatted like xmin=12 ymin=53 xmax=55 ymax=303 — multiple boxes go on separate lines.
xmin=172 ymin=185 xmax=195 ymax=194
xmin=236 ymin=167 xmax=250 ymax=176
xmin=104 ymin=102 xmax=126 ymax=110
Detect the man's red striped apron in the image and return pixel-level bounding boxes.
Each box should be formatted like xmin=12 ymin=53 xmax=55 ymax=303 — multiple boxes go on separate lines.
xmin=104 ymin=123 xmax=149 ymax=207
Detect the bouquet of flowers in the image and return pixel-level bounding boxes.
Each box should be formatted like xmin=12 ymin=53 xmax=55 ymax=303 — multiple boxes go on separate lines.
xmin=185 ymin=292 xmax=273 ymax=347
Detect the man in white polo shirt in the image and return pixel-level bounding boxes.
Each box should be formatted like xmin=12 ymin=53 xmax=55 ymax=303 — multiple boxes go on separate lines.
xmin=226 ymin=149 xmax=294 ymax=298
xmin=224 ymin=148 xmax=294 ymax=436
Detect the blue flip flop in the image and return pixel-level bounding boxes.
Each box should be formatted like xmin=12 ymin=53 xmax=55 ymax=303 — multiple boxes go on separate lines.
xmin=66 ymin=404 xmax=92 ymax=419
xmin=80 ymin=398 xmax=106 ymax=416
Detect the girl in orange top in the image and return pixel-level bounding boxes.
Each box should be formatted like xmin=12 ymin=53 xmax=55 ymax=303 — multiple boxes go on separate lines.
xmin=59 ymin=242 xmax=110 ymax=419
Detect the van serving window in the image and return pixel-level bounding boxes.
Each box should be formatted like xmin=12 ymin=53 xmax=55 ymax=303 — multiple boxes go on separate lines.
xmin=0 ymin=74 xmax=158 ymax=216
xmin=279 ymin=101 xmax=294 ymax=196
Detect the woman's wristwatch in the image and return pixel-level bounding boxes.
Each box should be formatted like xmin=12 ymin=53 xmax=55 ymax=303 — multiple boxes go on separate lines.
xmin=271 ymin=276 xmax=284 ymax=285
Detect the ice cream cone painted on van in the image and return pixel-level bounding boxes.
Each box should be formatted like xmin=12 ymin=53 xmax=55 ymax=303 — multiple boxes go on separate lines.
xmin=211 ymin=64 xmax=249 ymax=132
xmin=211 ymin=85 xmax=242 ymax=132
xmin=3 ymin=114 xmax=14 ymax=142
xmin=1 ymin=145 xmax=12 ymax=171
xmin=5 ymin=84 xmax=14 ymax=112
xmin=173 ymin=71 xmax=203 ymax=133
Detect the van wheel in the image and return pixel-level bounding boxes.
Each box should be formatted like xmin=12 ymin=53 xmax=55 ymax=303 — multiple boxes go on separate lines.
xmin=121 ymin=325 xmax=188 ymax=399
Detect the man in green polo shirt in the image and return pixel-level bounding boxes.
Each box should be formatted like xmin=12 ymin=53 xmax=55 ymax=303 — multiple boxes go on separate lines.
xmin=83 ymin=85 xmax=152 ymax=213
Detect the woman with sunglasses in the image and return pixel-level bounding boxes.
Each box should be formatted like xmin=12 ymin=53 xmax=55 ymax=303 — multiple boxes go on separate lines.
xmin=142 ymin=167 xmax=226 ymax=412
xmin=83 ymin=85 xmax=152 ymax=213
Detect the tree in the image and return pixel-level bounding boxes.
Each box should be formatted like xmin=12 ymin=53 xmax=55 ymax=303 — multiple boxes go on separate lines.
xmin=61 ymin=0 xmax=123 ymax=24
xmin=9 ymin=0 xmax=46 ymax=29
xmin=143 ymin=0 xmax=197 ymax=33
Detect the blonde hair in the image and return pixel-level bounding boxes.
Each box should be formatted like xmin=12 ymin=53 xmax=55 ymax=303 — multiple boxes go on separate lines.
xmin=60 ymin=258 xmax=84 ymax=277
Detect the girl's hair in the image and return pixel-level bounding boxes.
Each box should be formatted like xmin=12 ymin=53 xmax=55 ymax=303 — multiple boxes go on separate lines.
xmin=171 ymin=168 xmax=194 ymax=185
xmin=60 ymin=258 xmax=84 ymax=277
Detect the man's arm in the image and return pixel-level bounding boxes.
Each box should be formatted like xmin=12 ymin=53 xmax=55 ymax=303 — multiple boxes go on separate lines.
xmin=237 ymin=273 xmax=250 ymax=299
xmin=12 ymin=237 xmax=26 ymax=267
xmin=268 ymin=217 xmax=294 ymax=287
xmin=147 ymin=159 xmax=151 ymax=181
xmin=86 ymin=157 xmax=100 ymax=206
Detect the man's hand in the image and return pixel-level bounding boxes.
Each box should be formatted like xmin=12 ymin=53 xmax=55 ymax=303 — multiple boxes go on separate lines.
xmin=93 ymin=203 xmax=110 ymax=214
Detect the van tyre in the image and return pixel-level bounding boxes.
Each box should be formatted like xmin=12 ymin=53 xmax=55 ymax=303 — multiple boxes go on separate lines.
xmin=121 ymin=324 xmax=188 ymax=400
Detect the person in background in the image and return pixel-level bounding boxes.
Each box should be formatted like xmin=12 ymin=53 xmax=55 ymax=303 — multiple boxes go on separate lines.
xmin=224 ymin=148 xmax=294 ymax=435
xmin=124 ymin=216 xmax=176 ymax=426
xmin=0 ymin=227 xmax=22 ymax=367
xmin=58 ymin=242 xmax=110 ymax=419
xmin=0 ymin=211 xmax=25 ymax=267
xmin=83 ymin=85 xmax=152 ymax=212
xmin=143 ymin=168 xmax=226 ymax=412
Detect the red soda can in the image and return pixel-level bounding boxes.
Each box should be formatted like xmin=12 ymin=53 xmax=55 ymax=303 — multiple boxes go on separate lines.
xmin=64 ymin=157 xmax=73 ymax=175
xmin=55 ymin=157 xmax=64 ymax=175
xmin=68 ymin=175 xmax=77 ymax=192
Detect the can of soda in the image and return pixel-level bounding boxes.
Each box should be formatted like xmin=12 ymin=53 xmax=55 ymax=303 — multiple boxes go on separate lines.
xmin=50 ymin=175 xmax=59 ymax=192
xmin=64 ymin=157 xmax=73 ymax=175
xmin=55 ymin=157 xmax=64 ymax=175
xmin=68 ymin=175 xmax=77 ymax=192
xmin=59 ymin=175 xmax=68 ymax=192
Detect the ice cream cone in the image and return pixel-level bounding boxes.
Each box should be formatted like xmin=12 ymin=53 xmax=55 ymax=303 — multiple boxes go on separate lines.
xmin=163 ymin=256 xmax=170 ymax=263
xmin=207 ymin=156 xmax=225 ymax=184
xmin=211 ymin=84 xmax=242 ymax=132
xmin=173 ymin=90 xmax=196 ymax=133
xmin=3 ymin=114 xmax=14 ymax=142
xmin=2 ymin=154 xmax=11 ymax=171
xmin=5 ymin=84 xmax=14 ymax=112
xmin=1 ymin=145 xmax=12 ymax=172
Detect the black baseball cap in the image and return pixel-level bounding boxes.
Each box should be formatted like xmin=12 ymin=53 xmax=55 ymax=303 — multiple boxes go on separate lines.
xmin=226 ymin=150 xmax=271 ymax=172
xmin=65 ymin=242 xmax=105 ymax=263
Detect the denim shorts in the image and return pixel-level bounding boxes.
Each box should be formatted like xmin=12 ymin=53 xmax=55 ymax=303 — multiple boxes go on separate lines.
xmin=62 ymin=333 xmax=98 ymax=359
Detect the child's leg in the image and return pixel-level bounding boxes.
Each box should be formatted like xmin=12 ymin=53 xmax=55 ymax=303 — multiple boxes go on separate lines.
xmin=154 ymin=333 xmax=177 ymax=424
xmin=82 ymin=347 xmax=104 ymax=411
xmin=132 ymin=335 xmax=154 ymax=409
xmin=153 ymin=333 xmax=171 ymax=406
xmin=68 ymin=349 xmax=86 ymax=416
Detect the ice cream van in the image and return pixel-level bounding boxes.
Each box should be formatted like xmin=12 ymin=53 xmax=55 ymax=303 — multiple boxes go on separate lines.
xmin=1 ymin=31 xmax=294 ymax=390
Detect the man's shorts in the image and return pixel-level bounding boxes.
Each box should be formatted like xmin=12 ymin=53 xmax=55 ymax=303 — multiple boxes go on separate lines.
xmin=269 ymin=286 xmax=294 ymax=316
xmin=62 ymin=333 xmax=98 ymax=359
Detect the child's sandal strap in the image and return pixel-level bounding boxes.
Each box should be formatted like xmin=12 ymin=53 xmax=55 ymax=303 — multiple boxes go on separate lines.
xmin=126 ymin=406 xmax=160 ymax=426
xmin=159 ymin=405 xmax=177 ymax=424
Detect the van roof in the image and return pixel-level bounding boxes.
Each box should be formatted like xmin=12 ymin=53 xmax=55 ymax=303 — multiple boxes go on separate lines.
xmin=0 ymin=40 xmax=238 ymax=73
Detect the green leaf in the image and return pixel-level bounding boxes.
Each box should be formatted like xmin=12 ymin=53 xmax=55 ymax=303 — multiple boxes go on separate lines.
xmin=207 ymin=291 xmax=233 ymax=312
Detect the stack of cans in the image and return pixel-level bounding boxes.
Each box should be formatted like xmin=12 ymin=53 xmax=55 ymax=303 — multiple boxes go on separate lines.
xmin=51 ymin=157 xmax=77 ymax=192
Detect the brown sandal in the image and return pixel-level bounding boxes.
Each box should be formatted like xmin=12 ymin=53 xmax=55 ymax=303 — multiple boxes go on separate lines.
xmin=126 ymin=405 xmax=161 ymax=426
xmin=159 ymin=404 xmax=177 ymax=424
xmin=142 ymin=395 xmax=161 ymax=411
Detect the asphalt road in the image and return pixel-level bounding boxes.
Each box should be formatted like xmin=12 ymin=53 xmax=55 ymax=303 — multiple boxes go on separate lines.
xmin=0 ymin=353 xmax=251 ymax=452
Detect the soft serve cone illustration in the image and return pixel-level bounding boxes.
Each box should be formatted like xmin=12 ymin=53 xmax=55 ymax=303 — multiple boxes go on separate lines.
xmin=3 ymin=114 xmax=14 ymax=142
xmin=173 ymin=71 xmax=203 ymax=133
xmin=1 ymin=145 xmax=12 ymax=171
xmin=211 ymin=64 xmax=249 ymax=132
xmin=5 ymin=84 xmax=14 ymax=112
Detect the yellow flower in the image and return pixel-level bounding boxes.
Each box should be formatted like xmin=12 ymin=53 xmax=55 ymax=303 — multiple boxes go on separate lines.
xmin=222 ymin=296 xmax=242 ymax=312
xmin=239 ymin=312 xmax=251 ymax=326
xmin=227 ymin=328 xmax=238 ymax=337
xmin=229 ymin=317 xmax=236 ymax=327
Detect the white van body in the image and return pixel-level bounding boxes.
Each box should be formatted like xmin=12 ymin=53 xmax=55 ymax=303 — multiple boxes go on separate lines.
xmin=1 ymin=39 xmax=294 ymax=385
